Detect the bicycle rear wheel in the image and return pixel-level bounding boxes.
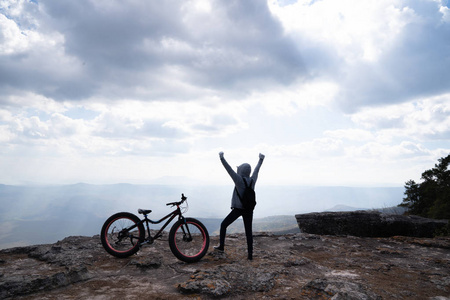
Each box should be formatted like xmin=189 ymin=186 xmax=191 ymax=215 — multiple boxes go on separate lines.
xmin=169 ymin=217 xmax=209 ymax=263
xmin=100 ymin=212 xmax=145 ymax=258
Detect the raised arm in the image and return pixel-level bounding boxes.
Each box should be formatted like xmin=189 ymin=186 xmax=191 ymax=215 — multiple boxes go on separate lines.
xmin=219 ymin=152 xmax=240 ymax=182
xmin=250 ymin=153 xmax=265 ymax=183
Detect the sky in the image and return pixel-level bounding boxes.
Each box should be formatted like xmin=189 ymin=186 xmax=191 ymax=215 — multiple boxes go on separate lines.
xmin=0 ymin=0 xmax=449 ymax=187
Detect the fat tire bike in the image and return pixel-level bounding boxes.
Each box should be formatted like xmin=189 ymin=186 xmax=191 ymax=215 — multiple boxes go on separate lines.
xmin=100 ymin=194 xmax=209 ymax=263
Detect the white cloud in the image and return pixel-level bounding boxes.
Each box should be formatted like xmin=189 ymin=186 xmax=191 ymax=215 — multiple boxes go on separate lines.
xmin=348 ymin=141 xmax=431 ymax=160
xmin=324 ymin=129 xmax=375 ymax=141
xmin=270 ymin=0 xmax=450 ymax=111
xmin=269 ymin=0 xmax=412 ymax=62
xmin=0 ymin=13 xmax=29 ymax=55
xmin=1 ymin=92 xmax=66 ymax=114
xmin=0 ymin=96 xmax=250 ymax=161
xmin=250 ymin=80 xmax=339 ymax=116
xmin=89 ymin=99 xmax=247 ymax=140
xmin=440 ymin=4 xmax=450 ymax=21
xmin=0 ymin=125 xmax=13 ymax=143
xmin=351 ymin=94 xmax=450 ymax=140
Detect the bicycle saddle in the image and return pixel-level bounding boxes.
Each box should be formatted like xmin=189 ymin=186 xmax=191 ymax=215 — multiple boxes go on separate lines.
xmin=138 ymin=209 xmax=152 ymax=215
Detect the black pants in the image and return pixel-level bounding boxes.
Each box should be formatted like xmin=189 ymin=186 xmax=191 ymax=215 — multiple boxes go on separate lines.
xmin=219 ymin=208 xmax=253 ymax=258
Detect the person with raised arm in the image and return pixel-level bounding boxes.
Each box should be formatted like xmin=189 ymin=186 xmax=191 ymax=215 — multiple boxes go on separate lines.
xmin=214 ymin=152 xmax=265 ymax=260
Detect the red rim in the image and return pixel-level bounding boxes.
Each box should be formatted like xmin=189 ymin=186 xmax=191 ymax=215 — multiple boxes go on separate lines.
xmin=174 ymin=221 xmax=207 ymax=258
xmin=105 ymin=216 xmax=140 ymax=253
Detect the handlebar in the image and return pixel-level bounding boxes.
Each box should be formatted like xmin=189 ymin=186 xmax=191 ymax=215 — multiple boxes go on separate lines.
xmin=166 ymin=193 xmax=187 ymax=207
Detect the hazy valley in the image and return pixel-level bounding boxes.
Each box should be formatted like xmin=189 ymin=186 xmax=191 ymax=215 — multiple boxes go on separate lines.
xmin=0 ymin=183 xmax=404 ymax=249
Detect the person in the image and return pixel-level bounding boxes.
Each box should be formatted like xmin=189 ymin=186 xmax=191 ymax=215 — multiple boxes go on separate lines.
xmin=214 ymin=151 xmax=265 ymax=260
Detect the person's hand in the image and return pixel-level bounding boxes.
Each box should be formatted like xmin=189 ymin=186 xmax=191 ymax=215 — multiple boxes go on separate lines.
xmin=219 ymin=151 xmax=224 ymax=158
xmin=259 ymin=153 xmax=265 ymax=160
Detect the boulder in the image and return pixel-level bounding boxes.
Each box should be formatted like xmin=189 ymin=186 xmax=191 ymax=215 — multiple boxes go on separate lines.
xmin=295 ymin=211 xmax=448 ymax=237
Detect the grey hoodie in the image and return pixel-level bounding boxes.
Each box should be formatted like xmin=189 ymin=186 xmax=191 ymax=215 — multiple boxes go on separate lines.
xmin=220 ymin=157 xmax=264 ymax=209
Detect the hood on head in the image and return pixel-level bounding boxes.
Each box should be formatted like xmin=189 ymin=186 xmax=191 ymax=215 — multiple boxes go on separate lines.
xmin=237 ymin=163 xmax=251 ymax=177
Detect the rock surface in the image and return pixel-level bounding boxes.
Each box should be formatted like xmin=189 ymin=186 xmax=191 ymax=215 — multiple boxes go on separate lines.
xmin=0 ymin=233 xmax=449 ymax=299
xmin=295 ymin=211 xmax=449 ymax=237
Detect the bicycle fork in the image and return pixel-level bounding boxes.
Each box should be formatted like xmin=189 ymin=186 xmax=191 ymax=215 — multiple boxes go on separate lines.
xmin=180 ymin=217 xmax=193 ymax=242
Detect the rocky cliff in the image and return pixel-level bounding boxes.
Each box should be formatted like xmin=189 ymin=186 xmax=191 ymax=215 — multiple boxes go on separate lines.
xmin=296 ymin=211 xmax=449 ymax=237
xmin=1 ymin=232 xmax=449 ymax=299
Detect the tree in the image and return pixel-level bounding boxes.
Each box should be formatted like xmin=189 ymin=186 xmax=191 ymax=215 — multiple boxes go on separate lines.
xmin=399 ymin=154 xmax=450 ymax=219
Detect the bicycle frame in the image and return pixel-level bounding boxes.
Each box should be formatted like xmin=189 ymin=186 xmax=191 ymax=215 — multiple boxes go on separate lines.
xmin=133 ymin=205 xmax=190 ymax=246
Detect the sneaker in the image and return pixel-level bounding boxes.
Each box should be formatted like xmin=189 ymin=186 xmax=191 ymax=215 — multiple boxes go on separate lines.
xmin=213 ymin=245 xmax=224 ymax=252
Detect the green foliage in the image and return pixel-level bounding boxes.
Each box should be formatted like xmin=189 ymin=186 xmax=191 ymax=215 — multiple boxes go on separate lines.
xmin=434 ymin=222 xmax=450 ymax=237
xmin=399 ymin=154 xmax=450 ymax=219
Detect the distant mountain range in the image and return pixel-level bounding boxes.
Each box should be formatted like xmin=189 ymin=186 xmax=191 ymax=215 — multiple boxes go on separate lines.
xmin=199 ymin=215 xmax=300 ymax=236
xmin=0 ymin=183 xmax=404 ymax=249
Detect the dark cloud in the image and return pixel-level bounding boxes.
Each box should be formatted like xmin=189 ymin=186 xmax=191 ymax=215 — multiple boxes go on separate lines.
xmin=189 ymin=0 xmax=305 ymax=87
xmin=40 ymin=1 xmax=185 ymax=68
xmin=0 ymin=53 xmax=96 ymax=101
xmin=0 ymin=0 xmax=306 ymax=102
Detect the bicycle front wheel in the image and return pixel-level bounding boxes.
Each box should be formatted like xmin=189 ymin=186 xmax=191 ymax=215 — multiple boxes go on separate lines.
xmin=169 ymin=217 xmax=209 ymax=263
xmin=100 ymin=212 xmax=145 ymax=258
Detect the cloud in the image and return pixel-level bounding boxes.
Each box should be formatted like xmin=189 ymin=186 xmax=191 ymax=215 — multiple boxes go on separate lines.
xmin=349 ymin=141 xmax=432 ymax=160
xmin=0 ymin=96 xmax=247 ymax=159
xmin=324 ymin=129 xmax=375 ymax=141
xmin=249 ymin=80 xmax=339 ymax=116
xmin=5 ymin=0 xmax=447 ymax=108
xmin=351 ymin=94 xmax=450 ymax=141
xmin=270 ymin=0 xmax=450 ymax=111
xmin=0 ymin=0 xmax=306 ymax=102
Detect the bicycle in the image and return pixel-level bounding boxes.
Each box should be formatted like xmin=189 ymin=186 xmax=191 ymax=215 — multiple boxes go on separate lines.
xmin=100 ymin=194 xmax=210 ymax=263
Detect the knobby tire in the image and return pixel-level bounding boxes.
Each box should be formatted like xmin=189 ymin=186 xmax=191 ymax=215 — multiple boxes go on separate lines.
xmin=100 ymin=212 xmax=145 ymax=258
xmin=168 ymin=217 xmax=209 ymax=263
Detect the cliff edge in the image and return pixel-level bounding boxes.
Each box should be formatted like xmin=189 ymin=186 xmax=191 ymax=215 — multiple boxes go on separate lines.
xmin=296 ymin=211 xmax=448 ymax=237
xmin=1 ymin=233 xmax=449 ymax=299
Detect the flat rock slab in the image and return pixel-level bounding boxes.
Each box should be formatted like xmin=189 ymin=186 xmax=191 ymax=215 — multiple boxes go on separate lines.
xmin=296 ymin=211 xmax=448 ymax=237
